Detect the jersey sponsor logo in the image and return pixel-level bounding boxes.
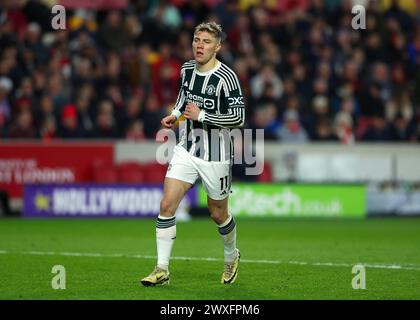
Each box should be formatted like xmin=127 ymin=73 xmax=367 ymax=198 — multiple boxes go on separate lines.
xmin=185 ymin=89 xmax=212 ymax=109
xmin=206 ymin=84 xmax=216 ymax=96
xmin=203 ymin=98 xmax=215 ymax=110
xmin=228 ymin=97 xmax=244 ymax=106
xmin=185 ymin=90 xmax=204 ymax=103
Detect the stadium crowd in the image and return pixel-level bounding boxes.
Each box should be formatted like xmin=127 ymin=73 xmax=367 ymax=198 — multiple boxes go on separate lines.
xmin=0 ymin=0 xmax=420 ymax=144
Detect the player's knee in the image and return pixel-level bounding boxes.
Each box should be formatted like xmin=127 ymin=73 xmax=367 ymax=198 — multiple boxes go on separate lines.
xmin=209 ymin=208 xmax=227 ymax=224
xmin=160 ymin=198 xmax=176 ymax=217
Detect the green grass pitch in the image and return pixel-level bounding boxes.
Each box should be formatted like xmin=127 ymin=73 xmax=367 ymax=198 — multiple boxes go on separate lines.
xmin=0 ymin=217 xmax=419 ymax=300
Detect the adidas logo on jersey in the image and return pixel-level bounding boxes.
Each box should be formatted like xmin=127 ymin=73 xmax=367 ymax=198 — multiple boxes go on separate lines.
xmin=220 ymin=190 xmax=227 ymax=196
xmin=183 ymin=81 xmax=189 ymax=87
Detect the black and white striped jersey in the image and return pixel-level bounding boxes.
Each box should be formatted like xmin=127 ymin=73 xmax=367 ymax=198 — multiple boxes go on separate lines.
xmin=171 ymin=59 xmax=245 ymax=162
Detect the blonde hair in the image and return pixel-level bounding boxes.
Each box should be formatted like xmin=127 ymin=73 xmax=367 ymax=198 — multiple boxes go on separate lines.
xmin=194 ymin=22 xmax=226 ymax=43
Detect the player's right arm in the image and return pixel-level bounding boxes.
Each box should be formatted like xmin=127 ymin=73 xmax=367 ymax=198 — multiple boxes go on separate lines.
xmin=163 ymin=63 xmax=189 ymax=128
xmin=162 ymin=90 xmax=184 ymax=128
xmin=161 ymin=114 xmax=177 ymax=128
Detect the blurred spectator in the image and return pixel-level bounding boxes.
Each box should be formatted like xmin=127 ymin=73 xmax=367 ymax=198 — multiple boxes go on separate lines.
xmin=98 ymin=10 xmax=131 ymax=51
xmin=2 ymin=44 xmax=25 ymax=87
xmin=277 ymin=110 xmax=309 ymax=143
xmin=46 ymin=72 xmax=69 ymax=113
xmin=151 ymin=0 xmax=183 ymax=30
xmin=96 ymin=52 xmax=123 ymax=89
xmin=250 ymin=63 xmax=283 ymax=103
xmin=72 ymin=57 xmax=95 ymax=85
xmin=250 ymin=103 xmax=281 ymax=141
xmin=307 ymin=95 xmax=331 ymax=136
xmin=7 ymin=109 xmax=37 ymax=139
xmin=13 ymin=97 xmax=32 ymax=120
xmin=179 ymin=0 xmax=209 ymax=28
xmin=92 ymin=100 xmax=119 ymax=139
xmin=103 ymin=83 xmax=124 ymax=116
xmin=338 ymin=60 xmax=360 ymax=94
xmin=312 ymin=119 xmax=337 ymax=141
xmin=364 ymin=32 xmax=387 ymax=63
xmin=20 ymin=0 xmax=51 ymax=31
xmin=388 ymin=32 xmax=409 ymax=66
xmin=68 ymin=9 xmax=98 ymax=34
xmin=361 ymin=115 xmax=392 ymax=141
xmin=383 ymin=0 xmax=414 ymax=33
xmin=369 ymin=62 xmax=392 ymax=100
xmin=34 ymin=94 xmax=54 ymax=129
xmin=151 ymin=42 xmax=181 ymax=106
xmin=14 ymin=76 xmax=34 ymax=104
xmin=334 ymin=111 xmax=354 ymax=144
xmin=126 ymin=43 xmax=154 ymax=89
xmin=126 ymin=119 xmax=146 ymax=141
xmin=312 ymin=77 xmax=330 ymax=98
xmin=124 ymin=12 xmax=143 ymax=44
xmin=291 ymin=63 xmax=311 ymax=98
xmin=175 ymin=29 xmax=195 ymax=61
xmin=118 ymin=93 xmax=143 ymax=130
xmin=23 ymin=22 xmax=48 ymax=66
xmin=0 ymin=77 xmax=13 ymax=128
xmin=261 ymin=42 xmax=282 ymax=70
xmin=386 ymin=88 xmax=414 ymax=122
xmin=277 ymin=77 xmax=297 ymax=112
xmin=75 ymin=93 xmax=95 ymax=137
xmin=58 ymin=104 xmax=83 ymax=139
xmin=142 ymin=93 xmax=164 ymax=139
xmin=31 ymin=68 xmax=47 ymax=99
xmin=339 ymin=97 xmax=358 ymax=116
xmin=387 ymin=114 xmax=416 ymax=142
xmin=212 ymin=0 xmax=238 ymax=33
xmin=232 ymin=58 xmax=251 ymax=101
xmin=227 ymin=12 xmax=254 ymax=56
xmin=249 ymin=6 xmax=271 ymax=42
xmin=358 ymin=82 xmax=385 ymax=118
xmin=39 ymin=115 xmax=57 ymax=141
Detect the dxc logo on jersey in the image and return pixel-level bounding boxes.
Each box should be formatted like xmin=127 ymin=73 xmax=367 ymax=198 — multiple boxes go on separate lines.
xmin=228 ymin=97 xmax=244 ymax=106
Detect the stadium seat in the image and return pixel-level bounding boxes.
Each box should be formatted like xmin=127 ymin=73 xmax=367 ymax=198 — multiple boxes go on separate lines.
xmin=143 ymin=162 xmax=168 ymax=184
xmin=117 ymin=162 xmax=145 ymax=183
xmin=91 ymin=160 xmax=118 ymax=183
xmin=257 ymin=161 xmax=273 ymax=183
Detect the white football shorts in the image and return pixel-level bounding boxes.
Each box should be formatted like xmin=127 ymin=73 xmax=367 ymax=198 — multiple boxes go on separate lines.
xmin=166 ymin=145 xmax=231 ymax=200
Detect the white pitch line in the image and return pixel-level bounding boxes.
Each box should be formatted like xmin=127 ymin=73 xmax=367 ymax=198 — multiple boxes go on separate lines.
xmin=1 ymin=249 xmax=420 ymax=271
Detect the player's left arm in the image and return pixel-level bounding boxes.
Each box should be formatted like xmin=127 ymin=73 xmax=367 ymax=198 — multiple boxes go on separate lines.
xmin=200 ymin=81 xmax=245 ymax=128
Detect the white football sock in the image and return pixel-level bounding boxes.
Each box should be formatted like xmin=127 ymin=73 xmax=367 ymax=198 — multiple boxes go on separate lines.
xmin=156 ymin=215 xmax=176 ymax=271
xmin=217 ymin=214 xmax=237 ymax=263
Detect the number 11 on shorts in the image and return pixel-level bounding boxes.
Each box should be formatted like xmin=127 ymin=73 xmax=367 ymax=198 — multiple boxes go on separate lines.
xmin=220 ymin=175 xmax=228 ymax=190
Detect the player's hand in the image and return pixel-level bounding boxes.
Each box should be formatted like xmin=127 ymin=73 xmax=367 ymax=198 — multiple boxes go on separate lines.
xmin=184 ymin=103 xmax=201 ymax=121
xmin=161 ymin=115 xmax=177 ymax=129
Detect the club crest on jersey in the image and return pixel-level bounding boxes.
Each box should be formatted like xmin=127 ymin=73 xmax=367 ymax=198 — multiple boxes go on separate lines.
xmin=206 ymin=85 xmax=216 ymax=96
